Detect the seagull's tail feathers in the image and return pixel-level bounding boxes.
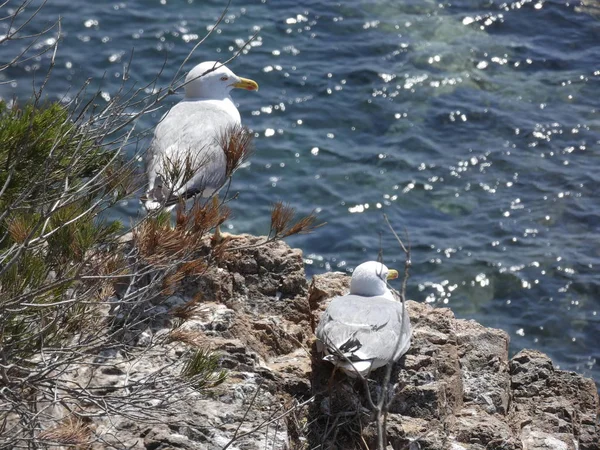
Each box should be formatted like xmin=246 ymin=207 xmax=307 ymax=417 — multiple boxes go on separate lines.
xmin=141 ymin=173 xmax=192 ymax=212
xmin=141 ymin=195 xmax=178 ymax=213
xmin=141 ymin=189 xmax=169 ymax=212
xmin=141 ymin=186 xmax=212 ymax=213
xmin=323 ymin=354 xmax=373 ymax=378
xmin=141 ymin=173 xmax=168 ymax=212
xmin=143 ymin=199 xmax=162 ymax=211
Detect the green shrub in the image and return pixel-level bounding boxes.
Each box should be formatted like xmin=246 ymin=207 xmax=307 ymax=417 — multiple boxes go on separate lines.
xmin=181 ymin=348 xmax=228 ymax=391
xmin=0 ymin=101 xmax=111 ymax=210
xmin=0 ymin=100 xmax=126 ymax=368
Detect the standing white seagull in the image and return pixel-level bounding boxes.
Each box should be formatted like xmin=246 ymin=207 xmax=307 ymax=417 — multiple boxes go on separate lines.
xmin=144 ymin=61 xmax=258 ymax=211
xmin=315 ymin=261 xmax=412 ymax=377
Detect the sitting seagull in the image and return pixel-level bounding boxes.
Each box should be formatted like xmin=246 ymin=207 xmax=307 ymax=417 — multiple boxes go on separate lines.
xmin=315 ymin=261 xmax=412 ymax=377
xmin=144 ymin=61 xmax=258 ymax=211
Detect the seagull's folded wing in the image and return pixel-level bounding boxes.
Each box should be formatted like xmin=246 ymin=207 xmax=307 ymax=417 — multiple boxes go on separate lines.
xmin=145 ymin=102 xmax=235 ymax=205
xmin=316 ymin=295 xmax=411 ymax=369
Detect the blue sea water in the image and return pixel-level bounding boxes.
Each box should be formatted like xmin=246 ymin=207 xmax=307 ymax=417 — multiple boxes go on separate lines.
xmin=1 ymin=0 xmax=599 ymax=386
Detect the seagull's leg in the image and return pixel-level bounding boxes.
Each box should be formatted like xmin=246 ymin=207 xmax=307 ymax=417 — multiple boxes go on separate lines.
xmin=325 ymin=364 xmax=338 ymax=423
xmin=209 ymin=195 xmax=225 ymax=245
xmin=328 ymin=364 xmax=339 ymax=391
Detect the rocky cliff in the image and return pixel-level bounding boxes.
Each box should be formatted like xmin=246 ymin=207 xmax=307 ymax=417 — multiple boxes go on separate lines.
xmin=86 ymin=235 xmax=599 ymax=449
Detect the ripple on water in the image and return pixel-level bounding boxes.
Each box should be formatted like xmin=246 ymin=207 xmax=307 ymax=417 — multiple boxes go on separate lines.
xmin=1 ymin=0 xmax=599 ymax=388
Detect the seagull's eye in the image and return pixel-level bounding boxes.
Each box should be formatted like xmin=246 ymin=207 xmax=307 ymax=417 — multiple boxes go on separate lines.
xmin=220 ymin=76 xmax=229 ymax=81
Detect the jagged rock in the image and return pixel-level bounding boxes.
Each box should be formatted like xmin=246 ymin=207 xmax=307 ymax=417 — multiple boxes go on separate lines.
xmin=56 ymin=235 xmax=598 ymax=449
xmin=392 ymin=302 xmax=464 ymax=421
xmin=508 ymin=350 xmax=600 ymax=450
xmin=454 ymin=408 xmax=519 ymax=449
xmin=456 ymin=318 xmax=510 ymax=414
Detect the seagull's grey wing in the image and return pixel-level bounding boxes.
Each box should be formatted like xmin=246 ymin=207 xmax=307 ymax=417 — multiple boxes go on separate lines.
xmin=146 ymin=102 xmax=236 ymax=206
xmin=316 ymin=295 xmax=411 ymax=369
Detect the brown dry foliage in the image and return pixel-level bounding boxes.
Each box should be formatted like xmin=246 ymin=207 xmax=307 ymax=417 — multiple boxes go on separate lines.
xmin=162 ymin=269 xmax=187 ymax=296
xmin=135 ymin=196 xmax=228 ymax=266
xmin=135 ymin=196 xmax=233 ymax=297
xmin=134 ymin=219 xmax=191 ymax=265
xmin=168 ymin=328 xmax=206 ymax=347
xmin=219 ymin=124 xmax=254 ymax=178
xmin=284 ymin=212 xmax=321 ymax=237
xmin=160 ymin=260 xmax=207 ymax=297
xmin=38 ymin=418 xmax=91 ymax=446
xmin=178 ymin=258 xmax=209 ymax=275
xmin=179 ymin=195 xmax=230 ymax=234
xmin=169 ymin=292 xmax=205 ymax=321
xmin=6 ymin=216 xmax=31 ymax=244
xmin=270 ymin=201 xmax=322 ymax=238
xmin=161 ymin=257 xmax=210 ymax=295
xmin=270 ymin=202 xmax=296 ymax=237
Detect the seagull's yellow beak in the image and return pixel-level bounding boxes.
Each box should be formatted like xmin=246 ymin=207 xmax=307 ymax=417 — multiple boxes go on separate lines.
xmin=387 ymin=269 xmax=399 ymax=280
xmin=231 ymin=77 xmax=259 ymax=91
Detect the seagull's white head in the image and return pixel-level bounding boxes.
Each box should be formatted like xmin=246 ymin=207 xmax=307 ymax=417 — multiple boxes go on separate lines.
xmin=349 ymin=261 xmax=399 ymax=297
xmin=184 ymin=61 xmax=259 ymax=100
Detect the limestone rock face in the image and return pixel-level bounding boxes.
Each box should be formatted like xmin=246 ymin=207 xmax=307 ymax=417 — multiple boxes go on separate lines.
xmin=75 ymin=236 xmax=598 ymax=449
